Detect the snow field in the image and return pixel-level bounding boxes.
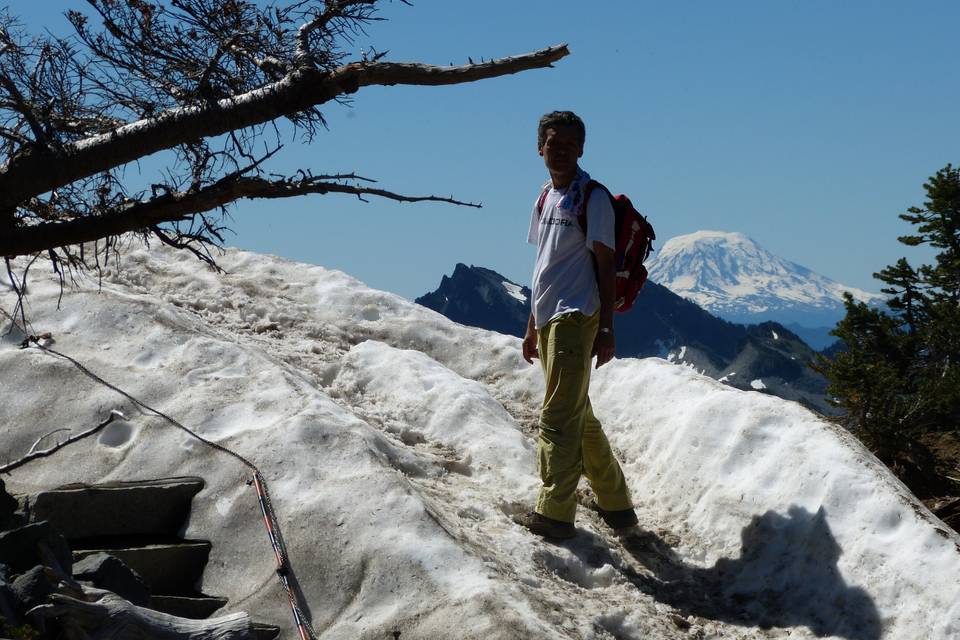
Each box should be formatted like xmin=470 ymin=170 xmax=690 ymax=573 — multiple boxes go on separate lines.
xmin=2 ymin=244 xmax=959 ymax=639
xmin=2 ymin=274 xmax=543 ymax=638
xmin=502 ymin=280 xmax=528 ymax=303
xmin=331 ymin=340 xmax=537 ymax=491
xmin=590 ymin=358 xmax=959 ymax=638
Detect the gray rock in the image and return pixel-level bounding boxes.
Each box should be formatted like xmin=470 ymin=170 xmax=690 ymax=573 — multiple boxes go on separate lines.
xmin=10 ymin=565 xmax=53 ymax=613
xmin=72 ymin=552 xmax=150 ymax=606
xmin=0 ymin=479 xmax=21 ymax=530
xmin=0 ymin=578 xmax=19 ymax=629
xmin=0 ymin=521 xmax=71 ymax=576
xmin=31 ymin=477 xmax=204 ymax=540
xmin=73 ymin=541 xmax=210 ymax=596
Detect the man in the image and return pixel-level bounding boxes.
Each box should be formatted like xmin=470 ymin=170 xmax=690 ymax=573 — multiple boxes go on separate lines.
xmin=514 ymin=111 xmax=638 ymax=540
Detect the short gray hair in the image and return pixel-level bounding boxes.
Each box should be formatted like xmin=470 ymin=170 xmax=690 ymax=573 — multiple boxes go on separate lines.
xmin=537 ymin=111 xmax=585 ymax=149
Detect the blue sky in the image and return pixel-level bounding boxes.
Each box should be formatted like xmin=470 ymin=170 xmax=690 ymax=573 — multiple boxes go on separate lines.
xmin=11 ymin=1 xmax=959 ymax=299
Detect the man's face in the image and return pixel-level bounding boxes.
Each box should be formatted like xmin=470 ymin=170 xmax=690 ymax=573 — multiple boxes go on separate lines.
xmin=539 ymin=125 xmax=583 ymax=176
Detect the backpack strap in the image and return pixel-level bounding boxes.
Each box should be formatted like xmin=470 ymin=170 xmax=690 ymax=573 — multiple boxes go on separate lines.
xmin=581 ymin=179 xmax=614 ymax=235
xmin=535 ymin=184 xmax=550 ymax=217
xmin=577 ymin=181 xmax=595 ymax=235
xmin=537 ymin=180 xmax=603 ymax=237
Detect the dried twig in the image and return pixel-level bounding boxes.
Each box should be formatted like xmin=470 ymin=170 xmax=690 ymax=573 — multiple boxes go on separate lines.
xmin=27 ymin=428 xmax=72 ymax=454
xmin=0 ymin=411 xmax=122 ymax=474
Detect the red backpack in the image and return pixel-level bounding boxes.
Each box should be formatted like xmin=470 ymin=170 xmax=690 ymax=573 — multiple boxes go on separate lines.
xmin=537 ymin=180 xmax=655 ymax=312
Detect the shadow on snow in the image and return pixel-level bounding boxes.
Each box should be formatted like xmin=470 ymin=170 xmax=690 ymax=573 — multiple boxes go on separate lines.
xmin=566 ymin=505 xmax=882 ymax=640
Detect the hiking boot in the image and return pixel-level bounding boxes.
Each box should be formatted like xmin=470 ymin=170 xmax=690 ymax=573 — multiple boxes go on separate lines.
xmin=592 ymin=502 xmax=639 ymax=531
xmin=512 ymin=511 xmax=576 ymax=540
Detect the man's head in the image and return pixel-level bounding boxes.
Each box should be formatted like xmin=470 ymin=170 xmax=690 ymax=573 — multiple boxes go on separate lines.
xmin=537 ymin=111 xmax=585 ymax=182
xmin=537 ymin=111 xmax=585 ymax=150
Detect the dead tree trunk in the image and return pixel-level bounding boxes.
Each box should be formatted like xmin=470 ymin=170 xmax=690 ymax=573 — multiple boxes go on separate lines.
xmin=30 ymin=588 xmax=256 ymax=640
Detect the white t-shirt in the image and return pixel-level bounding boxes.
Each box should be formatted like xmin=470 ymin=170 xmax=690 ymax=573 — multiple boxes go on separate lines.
xmin=527 ymin=181 xmax=615 ymax=329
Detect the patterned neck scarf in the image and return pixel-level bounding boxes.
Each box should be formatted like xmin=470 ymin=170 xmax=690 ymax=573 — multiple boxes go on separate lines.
xmin=551 ymin=167 xmax=591 ymax=214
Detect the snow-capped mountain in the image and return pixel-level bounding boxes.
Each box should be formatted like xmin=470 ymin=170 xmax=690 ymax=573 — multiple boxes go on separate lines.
xmin=646 ymin=231 xmax=884 ymax=345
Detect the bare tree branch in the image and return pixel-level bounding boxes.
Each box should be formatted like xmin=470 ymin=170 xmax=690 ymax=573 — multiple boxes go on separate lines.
xmin=0 ymin=411 xmax=119 ymax=474
xmin=1 ymin=174 xmax=479 ymax=257
xmin=0 ymin=44 xmax=569 ymax=211
xmin=0 ymin=72 xmax=49 ymax=146
xmin=0 ymin=126 xmax=28 ymax=145
xmin=296 ymin=1 xmax=376 ymax=65
xmin=0 ymin=1 xmax=571 ymax=310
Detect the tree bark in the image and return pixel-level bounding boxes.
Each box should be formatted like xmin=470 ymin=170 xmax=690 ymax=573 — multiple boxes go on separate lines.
xmin=0 ymin=45 xmax=569 ymax=212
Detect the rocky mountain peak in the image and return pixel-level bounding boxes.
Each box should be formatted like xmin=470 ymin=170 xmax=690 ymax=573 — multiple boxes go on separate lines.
xmin=415 ymin=264 xmax=530 ymax=337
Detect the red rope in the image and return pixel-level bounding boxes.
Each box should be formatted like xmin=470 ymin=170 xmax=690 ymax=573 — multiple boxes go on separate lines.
xmin=253 ymin=472 xmax=312 ymax=640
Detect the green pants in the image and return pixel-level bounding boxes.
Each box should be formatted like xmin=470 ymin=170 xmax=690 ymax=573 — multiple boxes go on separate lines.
xmin=536 ymin=311 xmax=633 ymax=523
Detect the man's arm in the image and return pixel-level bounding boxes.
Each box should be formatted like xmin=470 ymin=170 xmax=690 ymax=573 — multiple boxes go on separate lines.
xmin=593 ymin=241 xmax=616 ymax=368
xmin=522 ymin=313 xmax=539 ymax=364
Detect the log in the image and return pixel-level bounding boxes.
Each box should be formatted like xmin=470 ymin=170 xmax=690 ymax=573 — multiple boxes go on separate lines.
xmin=29 ymin=587 xmax=255 ymax=640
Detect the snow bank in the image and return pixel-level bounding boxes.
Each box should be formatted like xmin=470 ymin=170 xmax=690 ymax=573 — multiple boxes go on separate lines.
xmin=2 ymin=244 xmax=958 ymax=640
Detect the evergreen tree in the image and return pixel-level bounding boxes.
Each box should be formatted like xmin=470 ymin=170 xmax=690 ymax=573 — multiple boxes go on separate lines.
xmin=818 ymin=165 xmax=960 ymax=464
xmin=875 ymin=258 xmax=923 ymax=334
xmin=899 ymin=165 xmax=960 ymax=304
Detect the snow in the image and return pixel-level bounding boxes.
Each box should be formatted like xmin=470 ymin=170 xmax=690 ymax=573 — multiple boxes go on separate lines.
xmin=502 ymin=280 xmax=528 ymax=303
xmin=751 ymin=378 xmax=768 ymax=390
xmin=772 ymin=330 xmax=779 ymax=340
xmin=2 ymin=244 xmax=959 ymax=640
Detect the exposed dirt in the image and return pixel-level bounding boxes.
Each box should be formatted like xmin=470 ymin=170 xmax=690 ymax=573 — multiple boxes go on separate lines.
xmin=916 ymin=430 xmax=960 ymax=532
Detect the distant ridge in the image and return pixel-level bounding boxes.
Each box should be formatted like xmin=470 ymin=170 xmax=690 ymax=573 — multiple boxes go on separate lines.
xmin=416 ymin=263 xmax=834 ymax=414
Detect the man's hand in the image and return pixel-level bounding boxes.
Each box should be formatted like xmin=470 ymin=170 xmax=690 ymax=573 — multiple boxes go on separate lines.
xmin=523 ymin=313 xmax=539 ymax=364
xmin=591 ymin=240 xmax=616 ymax=369
xmin=522 ymin=329 xmax=539 ymax=364
xmin=594 ymin=329 xmax=615 ymax=368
